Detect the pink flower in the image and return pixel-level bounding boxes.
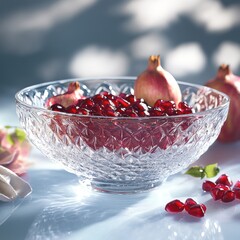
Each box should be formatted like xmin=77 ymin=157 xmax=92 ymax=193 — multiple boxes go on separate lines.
xmin=0 ymin=127 xmax=31 ymax=175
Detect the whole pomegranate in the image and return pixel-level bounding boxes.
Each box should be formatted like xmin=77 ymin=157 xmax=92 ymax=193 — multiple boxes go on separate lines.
xmin=205 ymin=64 xmax=240 ymax=142
xmin=45 ymin=81 xmax=84 ymax=108
xmin=134 ymin=55 xmax=182 ymax=106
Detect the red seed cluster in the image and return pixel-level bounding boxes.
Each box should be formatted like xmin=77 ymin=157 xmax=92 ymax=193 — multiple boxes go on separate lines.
xmin=49 ymin=92 xmax=193 ymax=117
xmin=202 ymin=174 xmax=239 ymax=203
xmin=165 ymin=198 xmax=206 ymax=218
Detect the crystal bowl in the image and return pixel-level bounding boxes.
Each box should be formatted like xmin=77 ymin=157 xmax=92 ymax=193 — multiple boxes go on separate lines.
xmin=15 ymin=77 xmax=229 ymax=193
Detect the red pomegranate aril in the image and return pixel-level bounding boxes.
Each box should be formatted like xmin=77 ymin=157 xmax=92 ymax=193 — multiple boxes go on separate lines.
xmin=77 ymin=108 xmax=90 ymax=115
xmin=188 ymin=204 xmax=205 ymax=218
xmin=149 ymin=109 xmax=166 ymax=116
xmin=200 ymin=204 xmax=207 ymax=213
xmin=178 ymin=102 xmax=193 ymax=114
xmin=165 ymin=107 xmax=177 ymax=116
xmin=175 ymin=109 xmax=183 ymax=115
xmin=123 ymin=107 xmax=138 ymax=117
xmin=50 ymin=104 xmax=66 ymax=112
xmin=157 ymin=100 xmax=175 ymax=110
xmin=119 ymin=92 xmax=127 ymax=99
xmin=104 ymin=109 xmax=119 ymax=117
xmin=210 ymin=184 xmax=230 ymax=200
xmin=66 ymin=105 xmax=79 ymax=114
xmin=215 ymin=174 xmax=233 ymax=187
xmin=95 ymin=93 xmax=106 ymax=99
xmin=81 ymin=98 xmax=94 ymax=109
xmin=202 ymin=180 xmax=216 ymax=192
xmin=91 ymin=104 xmax=103 ymax=115
xmin=125 ymin=94 xmax=136 ymax=104
xmin=132 ymin=102 xmax=148 ymax=112
xmin=221 ymin=190 xmax=236 ymax=202
xmin=233 ymin=181 xmax=240 ymax=199
xmin=115 ymin=97 xmax=130 ymax=108
xmin=184 ymin=198 xmax=197 ymax=212
xmin=165 ymin=199 xmax=185 ymax=213
xmin=101 ymin=91 xmax=110 ymax=96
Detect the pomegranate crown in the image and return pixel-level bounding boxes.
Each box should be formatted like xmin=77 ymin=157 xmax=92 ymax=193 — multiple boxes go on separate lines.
xmin=148 ymin=55 xmax=161 ymax=70
xmin=217 ymin=64 xmax=231 ymax=78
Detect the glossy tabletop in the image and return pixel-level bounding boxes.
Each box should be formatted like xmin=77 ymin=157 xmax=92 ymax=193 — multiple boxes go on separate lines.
xmin=0 ymin=138 xmax=240 ymax=240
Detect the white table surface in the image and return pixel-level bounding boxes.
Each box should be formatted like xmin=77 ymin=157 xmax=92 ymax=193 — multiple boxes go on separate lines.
xmin=1 ymin=101 xmax=240 ymax=240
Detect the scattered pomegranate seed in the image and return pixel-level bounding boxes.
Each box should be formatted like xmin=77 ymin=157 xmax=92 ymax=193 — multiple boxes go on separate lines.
xmin=221 ymin=190 xmax=236 ymax=202
xmin=210 ymin=184 xmax=230 ymax=201
xmin=215 ymin=174 xmax=233 ymax=187
xmin=166 ymin=198 xmax=206 ymax=218
xmin=233 ymin=181 xmax=240 ymax=199
xmin=184 ymin=198 xmax=197 ymax=212
xmin=202 ymin=180 xmax=216 ymax=192
xmin=188 ymin=204 xmax=206 ymax=218
xmin=165 ymin=199 xmax=185 ymax=213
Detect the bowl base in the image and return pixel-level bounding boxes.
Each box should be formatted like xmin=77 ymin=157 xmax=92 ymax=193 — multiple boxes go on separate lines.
xmin=78 ymin=178 xmax=162 ymax=194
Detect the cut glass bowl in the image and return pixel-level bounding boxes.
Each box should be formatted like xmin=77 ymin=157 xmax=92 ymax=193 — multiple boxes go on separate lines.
xmin=15 ymin=77 xmax=229 ymax=193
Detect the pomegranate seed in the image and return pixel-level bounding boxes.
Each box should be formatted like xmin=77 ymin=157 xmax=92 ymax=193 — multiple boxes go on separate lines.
xmin=202 ymin=180 xmax=216 ymax=192
xmin=119 ymin=92 xmax=127 ymax=99
xmin=132 ymin=102 xmax=148 ymax=112
xmin=165 ymin=107 xmax=177 ymax=116
xmin=221 ymin=190 xmax=236 ymax=202
xmin=115 ymin=97 xmax=130 ymax=108
xmin=210 ymin=184 xmax=230 ymax=201
xmin=123 ymin=107 xmax=138 ymax=117
xmin=100 ymin=91 xmax=110 ymax=96
xmin=103 ymin=109 xmax=119 ymax=117
xmin=161 ymin=100 xmax=176 ymax=109
xmin=165 ymin=199 xmax=185 ymax=213
xmin=77 ymin=108 xmax=90 ymax=115
xmin=149 ymin=109 xmax=166 ymax=116
xmin=200 ymin=204 xmax=207 ymax=213
xmin=188 ymin=204 xmax=206 ymax=218
xmin=178 ymin=102 xmax=193 ymax=114
xmin=233 ymin=181 xmax=240 ymax=199
xmin=215 ymin=174 xmax=233 ymax=187
xmin=50 ymin=104 xmax=65 ymax=112
xmin=66 ymin=105 xmax=79 ymax=114
xmin=92 ymin=93 xmax=106 ymax=101
xmin=81 ymin=98 xmax=94 ymax=109
xmin=184 ymin=198 xmax=197 ymax=212
xmin=125 ymin=94 xmax=136 ymax=104
xmin=175 ymin=109 xmax=183 ymax=115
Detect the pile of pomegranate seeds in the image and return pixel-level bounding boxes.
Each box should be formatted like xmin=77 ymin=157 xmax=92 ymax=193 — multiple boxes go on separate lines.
xmin=49 ymin=92 xmax=193 ymax=117
xmin=202 ymin=174 xmax=240 ymax=203
xmin=165 ymin=198 xmax=206 ymax=218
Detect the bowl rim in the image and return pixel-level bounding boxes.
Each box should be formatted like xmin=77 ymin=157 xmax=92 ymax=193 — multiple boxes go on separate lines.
xmin=15 ymin=76 xmax=230 ymax=120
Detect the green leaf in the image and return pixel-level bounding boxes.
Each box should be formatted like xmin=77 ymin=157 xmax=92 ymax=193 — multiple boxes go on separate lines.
xmin=185 ymin=166 xmax=205 ymax=178
xmin=204 ymin=163 xmax=220 ymax=178
xmin=5 ymin=127 xmax=27 ymax=145
xmin=14 ymin=128 xmax=27 ymax=143
xmin=6 ymin=133 xmax=14 ymax=145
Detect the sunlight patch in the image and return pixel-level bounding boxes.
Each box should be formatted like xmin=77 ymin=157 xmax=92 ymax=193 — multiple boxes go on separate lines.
xmin=213 ymin=42 xmax=240 ymax=71
xmin=165 ymin=43 xmax=206 ymax=77
xmin=190 ymin=0 xmax=240 ymax=32
xmin=130 ymin=34 xmax=170 ymax=59
xmin=69 ymin=46 xmax=129 ymax=77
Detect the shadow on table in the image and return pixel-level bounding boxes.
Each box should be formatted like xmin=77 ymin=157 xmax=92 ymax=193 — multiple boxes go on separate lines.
xmin=24 ymin=169 xmax=151 ymax=240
